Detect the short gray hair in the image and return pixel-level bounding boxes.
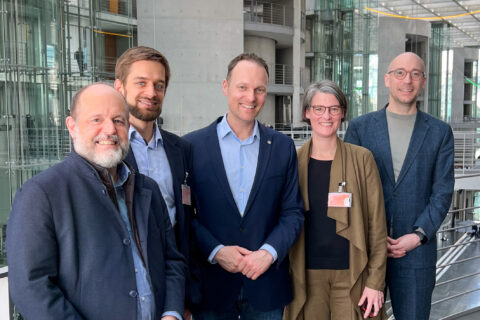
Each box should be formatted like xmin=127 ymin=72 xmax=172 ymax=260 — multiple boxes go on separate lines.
xmin=302 ymin=80 xmax=347 ymax=124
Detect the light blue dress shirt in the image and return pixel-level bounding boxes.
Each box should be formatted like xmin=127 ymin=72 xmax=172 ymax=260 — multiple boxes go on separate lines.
xmin=208 ymin=115 xmax=278 ymax=263
xmin=129 ymin=124 xmax=176 ymax=226
xmin=114 ymin=163 xmax=180 ymax=320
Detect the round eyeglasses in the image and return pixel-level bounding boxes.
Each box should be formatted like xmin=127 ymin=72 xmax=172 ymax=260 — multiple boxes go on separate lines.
xmin=310 ymin=105 xmax=343 ymax=116
xmin=388 ymin=69 xmax=424 ymax=81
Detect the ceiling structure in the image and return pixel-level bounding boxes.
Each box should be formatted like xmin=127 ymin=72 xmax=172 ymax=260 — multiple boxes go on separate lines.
xmin=369 ymin=0 xmax=480 ymax=47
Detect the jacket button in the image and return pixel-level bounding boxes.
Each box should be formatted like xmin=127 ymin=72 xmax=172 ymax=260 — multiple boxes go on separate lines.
xmin=129 ymin=290 xmax=137 ymax=298
xmin=240 ymin=228 xmax=245 ymax=233
xmin=123 ymin=238 xmax=131 ymax=246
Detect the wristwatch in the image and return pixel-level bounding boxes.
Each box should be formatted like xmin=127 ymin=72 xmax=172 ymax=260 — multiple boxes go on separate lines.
xmin=413 ymin=230 xmax=427 ymax=245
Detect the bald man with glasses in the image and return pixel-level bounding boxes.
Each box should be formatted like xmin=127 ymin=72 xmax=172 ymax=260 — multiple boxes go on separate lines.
xmin=344 ymin=52 xmax=454 ymax=320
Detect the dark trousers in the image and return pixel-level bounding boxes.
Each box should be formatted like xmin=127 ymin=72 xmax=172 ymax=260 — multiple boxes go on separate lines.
xmin=193 ymin=288 xmax=283 ymax=320
xmin=387 ymin=261 xmax=435 ymax=320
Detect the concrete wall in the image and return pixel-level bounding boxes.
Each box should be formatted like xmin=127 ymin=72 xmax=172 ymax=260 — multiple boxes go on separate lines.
xmin=137 ymin=0 xmax=244 ymax=134
xmin=451 ymin=47 xmax=479 ymax=123
xmin=244 ymin=36 xmax=276 ymax=125
xmin=377 ymin=17 xmax=430 ymax=109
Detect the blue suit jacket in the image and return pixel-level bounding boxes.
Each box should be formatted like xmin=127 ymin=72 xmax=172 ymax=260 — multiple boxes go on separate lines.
xmin=7 ymin=152 xmax=185 ymax=320
xmin=344 ymin=106 xmax=454 ymax=268
xmin=125 ymin=129 xmax=193 ymax=264
xmin=184 ymin=117 xmax=304 ymax=312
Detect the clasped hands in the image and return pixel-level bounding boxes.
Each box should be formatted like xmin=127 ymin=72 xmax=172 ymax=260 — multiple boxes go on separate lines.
xmin=213 ymin=245 xmax=273 ymax=280
xmin=387 ymin=233 xmax=422 ymax=258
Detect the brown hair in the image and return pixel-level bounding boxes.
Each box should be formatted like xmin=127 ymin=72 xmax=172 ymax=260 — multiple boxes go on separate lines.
xmin=115 ymin=46 xmax=171 ymax=88
xmin=302 ymin=80 xmax=348 ymax=124
xmin=226 ymin=53 xmax=269 ymax=81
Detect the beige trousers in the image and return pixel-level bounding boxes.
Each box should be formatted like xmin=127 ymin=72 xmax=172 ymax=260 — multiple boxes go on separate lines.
xmin=304 ymin=269 xmax=359 ymax=320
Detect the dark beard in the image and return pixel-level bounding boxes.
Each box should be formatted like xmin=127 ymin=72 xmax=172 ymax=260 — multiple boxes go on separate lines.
xmin=129 ymin=103 xmax=161 ymax=122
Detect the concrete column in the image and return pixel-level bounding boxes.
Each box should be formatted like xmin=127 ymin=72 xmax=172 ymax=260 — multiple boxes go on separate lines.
xmin=292 ymin=0 xmax=304 ymax=126
xmin=244 ymin=36 xmax=276 ymax=125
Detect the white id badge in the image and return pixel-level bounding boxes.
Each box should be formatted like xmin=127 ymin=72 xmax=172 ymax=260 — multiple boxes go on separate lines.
xmin=328 ymin=192 xmax=352 ymax=208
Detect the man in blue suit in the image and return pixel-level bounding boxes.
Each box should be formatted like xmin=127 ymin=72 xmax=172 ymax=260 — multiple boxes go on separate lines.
xmin=344 ymin=52 xmax=454 ymax=320
xmin=7 ymin=83 xmax=185 ymax=320
xmin=114 ymin=47 xmax=196 ymax=315
xmin=184 ymin=53 xmax=304 ymax=319
xmin=114 ymin=47 xmax=193 ymax=267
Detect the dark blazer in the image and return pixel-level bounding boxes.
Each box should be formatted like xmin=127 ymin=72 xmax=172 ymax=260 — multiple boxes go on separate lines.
xmin=125 ymin=128 xmax=193 ymax=264
xmin=344 ymin=106 xmax=454 ymax=268
xmin=7 ymin=151 xmax=185 ymax=320
xmin=184 ymin=117 xmax=304 ymax=313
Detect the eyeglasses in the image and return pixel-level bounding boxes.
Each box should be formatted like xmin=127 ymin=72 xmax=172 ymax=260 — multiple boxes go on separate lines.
xmin=310 ymin=105 xmax=343 ymax=116
xmin=388 ymin=69 xmax=424 ymax=81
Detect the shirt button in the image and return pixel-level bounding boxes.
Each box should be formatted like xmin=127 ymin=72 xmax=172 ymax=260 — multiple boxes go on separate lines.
xmin=123 ymin=238 xmax=131 ymax=246
xmin=102 ymin=190 xmax=106 ymax=195
xmin=135 ymin=268 xmax=138 ymax=273
xmin=241 ymin=166 xmax=244 ymax=169
xmin=129 ymin=290 xmax=137 ymax=298
xmin=240 ymin=188 xmax=244 ymax=192
xmin=141 ymin=297 xmax=145 ymax=301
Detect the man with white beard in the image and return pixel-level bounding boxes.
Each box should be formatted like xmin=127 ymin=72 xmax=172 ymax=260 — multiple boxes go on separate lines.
xmin=7 ymin=83 xmax=186 ymax=320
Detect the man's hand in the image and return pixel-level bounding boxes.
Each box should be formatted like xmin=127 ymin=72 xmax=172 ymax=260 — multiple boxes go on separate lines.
xmin=241 ymin=249 xmax=273 ymax=280
xmin=357 ymin=286 xmax=384 ymax=319
xmin=387 ymin=234 xmax=421 ymax=258
xmin=184 ymin=309 xmax=192 ymax=320
xmin=213 ymin=245 xmax=252 ymax=273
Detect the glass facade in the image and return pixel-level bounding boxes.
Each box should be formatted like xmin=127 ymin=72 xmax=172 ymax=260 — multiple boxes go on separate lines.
xmin=0 ymin=0 xmax=136 ymax=268
xmin=311 ymin=0 xmax=379 ymax=121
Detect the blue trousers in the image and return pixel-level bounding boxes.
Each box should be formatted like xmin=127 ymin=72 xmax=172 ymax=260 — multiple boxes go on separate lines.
xmin=193 ymin=288 xmax=283 ymax=320
xmin=387 ymin=261 xmax=435 ymax=320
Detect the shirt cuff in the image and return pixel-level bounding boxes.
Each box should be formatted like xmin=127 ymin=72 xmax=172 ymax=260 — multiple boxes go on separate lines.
xmin=208 ymin=244 xmax=224 ymax=264
xmin=260 ymin=243 xmax=277 ymax=263
xmin=162 ymin=311 xmax=182 ymax=320
xmin=414 ymin=227 xmax=426 ymax=236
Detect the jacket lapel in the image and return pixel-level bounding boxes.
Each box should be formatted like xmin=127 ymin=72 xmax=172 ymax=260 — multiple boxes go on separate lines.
xmin=125 ymin=147 xmax=139 ymax=173
xmin=395 ymin=110 xmax=429 ymax=188
xmin=243 ymin=125 xmax=272 ymax=217
xmin=374 ymin=108 xmax=396 ymax=186
xmin=205 ymin=119 xmax=239 ymax=214
xmin=327 ymin=138 xmax=349 ymax=233
xmin=161 ymin=130 xmax=184 ymax=210
xmin=133 ymin=176 xmax=152 ymax=268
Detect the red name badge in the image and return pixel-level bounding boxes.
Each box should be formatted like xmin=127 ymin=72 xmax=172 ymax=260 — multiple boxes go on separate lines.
xmin=181 ymin=184 xmax=191 ymax=206
xmin=328 ymin=192 xmax=352 ymax=208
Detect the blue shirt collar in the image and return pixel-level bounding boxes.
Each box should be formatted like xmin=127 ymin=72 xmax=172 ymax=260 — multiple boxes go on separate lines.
xmin=129 ymin=123 xmax=163 ymax=148
xmin=114 ymin=162 xmax=131 ymax=188
xmin=218 ymin=113 xmax=260 ymax=141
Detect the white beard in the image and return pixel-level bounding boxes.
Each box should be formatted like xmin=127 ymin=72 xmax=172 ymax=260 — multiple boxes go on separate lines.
xmin=73 ymin=131 xmax=129 ymax=169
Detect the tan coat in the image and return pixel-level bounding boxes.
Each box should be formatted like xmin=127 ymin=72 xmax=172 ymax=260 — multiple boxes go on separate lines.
xmin=284 ymin=138 xmax=387 ymax=320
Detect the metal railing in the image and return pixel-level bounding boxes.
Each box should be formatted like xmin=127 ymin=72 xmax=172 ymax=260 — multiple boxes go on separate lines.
xmin=453 ymin=131 xmax=478 ymax=174
xmin=273 ymin=64 xmax=293 ymax=85
xmin=243 ymin=0 xmax=294 ymax=27
xmin=96 ymin=0 xmax=131 ymax=16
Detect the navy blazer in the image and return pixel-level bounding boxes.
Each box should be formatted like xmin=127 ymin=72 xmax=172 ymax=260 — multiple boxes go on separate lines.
xmin=184 ymin=117 xmax=304 ymax=312
xmin=7 ymin=152 xmax=185 ymax=320
xmin=125 ymin=128 xmax=193 ymax=263
xmin=344 ymin=106 xmax=454 ymax=268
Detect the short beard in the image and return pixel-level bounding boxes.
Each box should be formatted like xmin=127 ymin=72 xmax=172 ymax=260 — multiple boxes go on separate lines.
xmin=74 ymin=133 xmax=130 ymax=169
xmin=129 ymin=103 xmax=161 ymax=122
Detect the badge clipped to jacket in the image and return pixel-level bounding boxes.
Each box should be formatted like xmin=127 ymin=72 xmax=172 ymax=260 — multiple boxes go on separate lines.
xmin=181 ymin=171 xmax=191 ymax=206
xmin=328 ymin=182 xmax=352 ymax=208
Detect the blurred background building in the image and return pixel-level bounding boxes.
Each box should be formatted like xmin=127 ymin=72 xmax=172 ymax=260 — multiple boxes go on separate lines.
xmin=1 ymin=0 xmax=480 ymax=319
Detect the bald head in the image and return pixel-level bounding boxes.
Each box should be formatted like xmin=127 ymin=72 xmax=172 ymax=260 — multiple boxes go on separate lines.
xmin=388 ymin=52 xmax=425 ymax=74
xmin=70 ymin=82 xmax=128 ymax=120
